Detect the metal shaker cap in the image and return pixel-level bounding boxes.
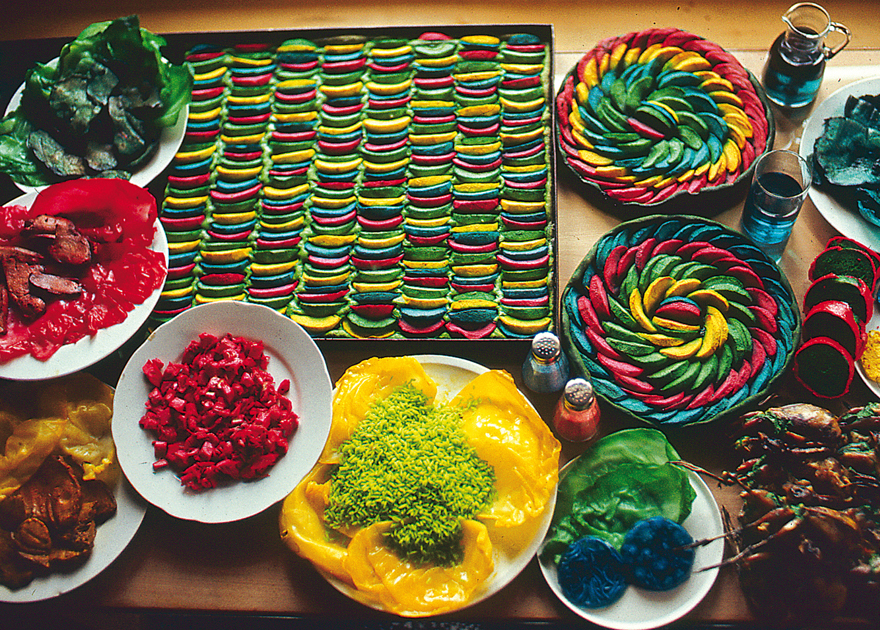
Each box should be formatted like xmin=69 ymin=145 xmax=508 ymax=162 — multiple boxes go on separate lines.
xmin=530 ymin=331 xmax=561 ymax=362
xmin=564 ymin=377 xmax=594 ymax=409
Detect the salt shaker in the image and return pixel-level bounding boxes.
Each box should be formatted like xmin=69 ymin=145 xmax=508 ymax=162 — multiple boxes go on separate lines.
xmin=552 ymin=377 xmax=601 ymax=443
xmin=522 ymin=331 xmax=569 ymax=393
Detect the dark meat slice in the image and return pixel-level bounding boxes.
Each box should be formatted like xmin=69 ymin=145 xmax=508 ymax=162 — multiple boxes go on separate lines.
xmin=79 ymin=478 xmax=117 ymax=523
xmin=48 ymin=222 xmax=91 ymax=266
xmin=0 ymin=245 xmax=43 ymax=263
xmin=56 ymin=519 xmax=96 ymax=553
xmin=0 ymin=284 xmax=6 ymax=336
xmin=1 ymin=257 xmax=46 ymax=320
xmin=22 ymin=214 xmax=92 ymax=266
xmin=0 ymin=456 xmax=83 ymax=531
xmin=12 ymin=517 xmax=52 ymax=569
xmin=0 ymin=530 xmax=35 ymax=589
xmin=22 ymin=214 xmax=74 ymax=238
xmin=29 ymin=271 xmax=83 ymax=298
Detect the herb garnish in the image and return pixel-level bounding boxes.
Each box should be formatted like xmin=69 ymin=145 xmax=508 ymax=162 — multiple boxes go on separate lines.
xmin=325 ymin=383 xmax=495 ymax=566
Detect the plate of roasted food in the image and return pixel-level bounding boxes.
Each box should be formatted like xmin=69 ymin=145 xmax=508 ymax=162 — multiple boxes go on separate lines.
xmin=799 ymin=76 xmax=880 ymax=251
xmin=279 ymin=355 xmax=561 ymax=617
xmin=724 ymin=403 xmax=880 ymax=624
xmin=1 ymin=373 xmax=146 ymax=602
xmin=0 ymin=178 xmax=168 ymax=381
xmin=0 ymin=15 xmax=190 ymax=192
xmin=112 ymin=300 xmax=333 ymax=523
xmin=560 ymin=214 xmax=800 ymax=427
xmin=556 ymin=28 xmax=773 ymax=210
xmin=538 ymin=428 xmax=724 ymax=629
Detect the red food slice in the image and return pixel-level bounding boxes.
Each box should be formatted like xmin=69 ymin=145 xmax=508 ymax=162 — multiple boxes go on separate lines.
xmin=589 ymin=274 xmax=612 ymax=319
xmin=802 ymin=300 xmax=866 ymax=359
xmin=803 ymin=273 xmax=872 ymax=325
xmin=793 ymin=336 xmax=855 ymax=399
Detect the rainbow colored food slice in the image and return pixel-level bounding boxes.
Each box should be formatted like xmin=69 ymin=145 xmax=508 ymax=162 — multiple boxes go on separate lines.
xmin=556 ymin=28 xmax=772 ymax=206
xmin=561 ymin=216 xmax=799 ymax=426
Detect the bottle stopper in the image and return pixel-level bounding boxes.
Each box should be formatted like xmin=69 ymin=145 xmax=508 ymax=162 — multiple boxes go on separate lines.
xmin=564 ymin=377 xmax=594 ymax=409
xmin=531 ymin=331 xmax=561 ymax=362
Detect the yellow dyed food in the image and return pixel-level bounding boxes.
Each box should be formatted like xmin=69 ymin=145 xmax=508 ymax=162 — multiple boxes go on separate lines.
xmin=0 ymin=373 xmax=117 ymax=501
xmin=279 ymin=356 xmax=560 ymax=617
xmin=861 ymin=330 xmax=880 ymax=382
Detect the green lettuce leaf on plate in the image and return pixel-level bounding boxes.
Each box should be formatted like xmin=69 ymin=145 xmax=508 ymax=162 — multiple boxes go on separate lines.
xmin=0 ymin=15 xmax=191 ymax=187
xmin=541 ymin=428 xmax=696 ymax=564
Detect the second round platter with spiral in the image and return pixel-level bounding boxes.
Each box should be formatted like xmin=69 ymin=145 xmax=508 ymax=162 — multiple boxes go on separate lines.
xmin=560 ymin=215 xmax=800 ymax=427
xmin=556 ymin=28 xmax=774 ymax=210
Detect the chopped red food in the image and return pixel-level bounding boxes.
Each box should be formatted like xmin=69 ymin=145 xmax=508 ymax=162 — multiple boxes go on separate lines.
xmin=139 ymin=332 xmax=299 ymax=491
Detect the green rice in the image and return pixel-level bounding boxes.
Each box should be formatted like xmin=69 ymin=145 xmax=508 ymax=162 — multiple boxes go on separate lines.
xmin=325 ymin=383 xmax=496 ymax=566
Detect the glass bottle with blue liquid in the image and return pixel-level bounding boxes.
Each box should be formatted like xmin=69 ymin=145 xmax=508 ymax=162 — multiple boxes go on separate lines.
xmin=763 ymin=3 xmax=850 ymax=109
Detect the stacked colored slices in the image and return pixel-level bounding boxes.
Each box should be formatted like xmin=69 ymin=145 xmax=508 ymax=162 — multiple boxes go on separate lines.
xmin=155 ymin=30 xmax=554 ymax=339
xmin=561 ymin=216 xmax=800 ymax=426
xmin=794 ymin=236 xmax=880 ymax=398
xmin=556 ymin=28 xmax=772 ymax=207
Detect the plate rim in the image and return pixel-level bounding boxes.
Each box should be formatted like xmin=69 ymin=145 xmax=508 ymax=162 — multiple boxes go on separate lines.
xmin=111 ymin=300 xmax=333 ymax=524
xmin=537 ymin=461 xmax=724 ymax=630
xmin=315 ymin=354 xmax=558 ymax=616
xmin=799 ymin=75 xmax=880 ymax=251
xmin=0 ymin=190 xmax=169 ymax=381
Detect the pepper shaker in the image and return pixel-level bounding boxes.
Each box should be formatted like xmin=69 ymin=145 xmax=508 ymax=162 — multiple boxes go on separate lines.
xmin=552 ymin=377 xmax=601 ymax=443
xmin=522 ymin=331 xmax=569 ymax=393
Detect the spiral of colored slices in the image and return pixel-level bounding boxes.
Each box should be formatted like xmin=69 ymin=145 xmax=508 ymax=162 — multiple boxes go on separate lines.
xmin=556 ymin=28 xmax=771 ymax=205
xmin=562 ymin=216 xmax=799 ymax=426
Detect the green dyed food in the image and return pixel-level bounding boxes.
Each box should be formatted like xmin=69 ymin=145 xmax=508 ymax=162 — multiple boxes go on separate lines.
xmin=541 ymin=428 xmax=695 ymax=565
xmin=324 ymin=384 xmax=495 ymax=566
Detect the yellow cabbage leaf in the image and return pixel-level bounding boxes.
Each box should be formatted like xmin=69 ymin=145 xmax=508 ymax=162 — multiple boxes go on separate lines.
xmin=344 ymin=519 xmax=494 ymax=616
xmin=453 ymin=370 xmax=560 ymax=528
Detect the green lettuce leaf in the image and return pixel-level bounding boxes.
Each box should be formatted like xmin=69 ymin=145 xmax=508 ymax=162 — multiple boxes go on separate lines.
xmin=541 ymin=428 xmax=696 ymax=565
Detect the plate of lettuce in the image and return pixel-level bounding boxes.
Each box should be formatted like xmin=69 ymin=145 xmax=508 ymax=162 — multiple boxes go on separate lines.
xmin=0 ymin=15 xmax=191 ymax=191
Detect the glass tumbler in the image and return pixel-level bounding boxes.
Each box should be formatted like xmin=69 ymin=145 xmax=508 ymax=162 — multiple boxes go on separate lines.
xmin=740 ymin=149 xmax=812 ymax=262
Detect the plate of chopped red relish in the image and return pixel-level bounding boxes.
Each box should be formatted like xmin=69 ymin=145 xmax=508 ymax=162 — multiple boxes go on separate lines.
xmin=112 ymin=300 xmax=333 ymax=523
xmin=0 ymin=179 xmax=168 ymax=380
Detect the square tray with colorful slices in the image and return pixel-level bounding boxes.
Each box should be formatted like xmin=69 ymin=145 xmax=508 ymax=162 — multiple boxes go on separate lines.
xmin=147 ymin=25 xmax=557 ymax=341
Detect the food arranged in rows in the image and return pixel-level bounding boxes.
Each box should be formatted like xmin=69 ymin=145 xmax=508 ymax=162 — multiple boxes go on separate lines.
xmin=794 ymin=236 xmax=880 ymax=398
xmin=156 ymin=29 xmax=555 ymax=340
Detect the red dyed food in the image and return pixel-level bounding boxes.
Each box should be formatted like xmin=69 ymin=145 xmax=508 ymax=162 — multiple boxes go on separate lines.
xmin=0 ymin=178 xmax=166 ymax=362
xmin=140 ymin=333 xmax=299 ymax=491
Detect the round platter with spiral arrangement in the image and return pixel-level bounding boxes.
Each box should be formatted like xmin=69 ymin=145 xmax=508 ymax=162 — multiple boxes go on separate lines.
xmin=556 ymin=28 xmax=774 ymax=210
xmin=560 ymin=215 xmax=800 ymax=427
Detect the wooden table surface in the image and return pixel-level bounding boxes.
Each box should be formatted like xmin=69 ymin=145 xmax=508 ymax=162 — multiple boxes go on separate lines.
xmin=3 ymin=1 xmax=880 ymax=627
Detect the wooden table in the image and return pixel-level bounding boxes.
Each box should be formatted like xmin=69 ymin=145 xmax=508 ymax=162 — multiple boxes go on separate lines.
xmin=3 ymin=1 xmax=880 ymax=627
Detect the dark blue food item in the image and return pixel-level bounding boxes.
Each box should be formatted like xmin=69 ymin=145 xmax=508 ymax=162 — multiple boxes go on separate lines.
xmin=557 ymin=536 xmax=628 ymax=608
xmin=620 ymin=516 xmax=695 ymax=591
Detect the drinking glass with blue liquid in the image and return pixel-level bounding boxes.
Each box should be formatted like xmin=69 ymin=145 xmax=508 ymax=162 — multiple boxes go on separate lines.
xmin=740 ymin=149 xmax=812 ymax=262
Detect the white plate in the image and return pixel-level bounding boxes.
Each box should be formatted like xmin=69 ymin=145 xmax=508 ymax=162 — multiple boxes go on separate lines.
xmin=112 ymin=301 xmax=333 ymax=523
xmin=4 ymin=67 xmax=188 ymax=194
xmin=856 ymin=309 xmax=880 ymax=399
xmin=0 ymin=190 xmax=168 ymax=381
xmin=799 ymin=76 xmax=880 ymax=250
xmin=0 ymin=476 xmax=147 ymax=603
xmin=319 ymin=354 xmax=558 ymax=614
xmin=538 ymin=464 xmax=724 ymax=630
